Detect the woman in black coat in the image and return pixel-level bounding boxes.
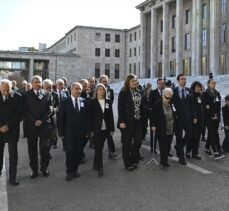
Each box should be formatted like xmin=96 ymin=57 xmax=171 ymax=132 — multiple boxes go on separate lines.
xmin=117 ymin=74 xmax=144 ymax=171
xmin=89 ymin=83 xmax=115 ymax=176
xmin=202 ymin=79 xmax=224 ymax=160
xmin=222 ymin=95 xmax=229 ymax=152
xmin=150 ymin=88 xmax=175 ymax=167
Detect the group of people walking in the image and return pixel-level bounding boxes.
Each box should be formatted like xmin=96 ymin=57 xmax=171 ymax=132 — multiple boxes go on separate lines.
xmin=0 ymin=73 xmax=228 ymax=186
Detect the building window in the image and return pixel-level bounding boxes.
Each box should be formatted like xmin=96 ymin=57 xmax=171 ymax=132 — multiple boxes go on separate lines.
xmin=105 ymin=49 xmax=110 ymax=57
xmin=139 ymin=30 xmax=141 ymax=39
xmin=172 ymin=15 xmax=176 ymax=29
xmin=220 ymin=54 xmax=226 ymax=74
xmin=105 ymin=64 xmax=110 ymax=78
xmin=138 ymin=62 xmax=140 ymax=77
xmin=222 ymin=0 xmax=227 ymax=14
xmin=74 ymin=33 xmax=76 ymax=41
xmin=134 ymin=32 xmax=137 ymax=41
xmin=130 ymin=34 xmax=132 ymax=42
xmin=221 ymin=23 xmax=226 ymax=43
xmin=185 ymin=33 xmax=191 ymax=50
xmin=172 ymin=36 xmax=176 ymax=52
xmin=170 ymin=60 xmax=176 ymax=77
xmin=115 ymin=34 xmax=120 ymax=43
xmin=129 ymin=64 xmax=132 ymax=73
xmin=202 ymin=29 xmax=207 ymax=47
xmin=134 ymin=63 xmax=136 ymax=74
xmin=95 ymin=48 xmax=100 ymax=57
xmin=160 ymin=40 xmax=163 ymax=55
xmin=105 ymin=33 xmax=111 ymax=42
xmin=134 ymin=48 xmax=136 ymax=56
xmin=95 ymin=33 xmax=101 ymax=41
xmin=139 ymin=46 xmax=141 ymax=55
xmin=115 ymin=64 xmax=120 ymax=79
xmin=160 ymin=20 xmax=163 ymax=32
xmin=202 ymin=3 xmax=207 ymax=19
xmin=129 ymin=49 xmax=132 ymax=57
xmin=183 ymin=58 xmax=191 ymax=76
xmin=95 ymin=63 xmax=100 ymax=78
xmin=115 ymin=49 xmax=120 ymax=58
xmin=186 ymin=10 xmax=191 ymax=24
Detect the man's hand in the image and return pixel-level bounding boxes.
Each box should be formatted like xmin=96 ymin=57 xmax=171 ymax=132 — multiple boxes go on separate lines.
xmin=193 ymin=119 xmax=198 ymax=124
xmin=151 ymin=127 xmax=156 ymax=132
xmin=0 ymin=125 xmax=9 ymax=133
xmin=35 ymin=120 xmax=42 ymax=127
xmin=119 ymin=123 xmax=126 ymax=129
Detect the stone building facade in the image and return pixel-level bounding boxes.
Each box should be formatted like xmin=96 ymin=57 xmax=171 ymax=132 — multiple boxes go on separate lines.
xmin=137 ymin=0 xmax=229 ymax=78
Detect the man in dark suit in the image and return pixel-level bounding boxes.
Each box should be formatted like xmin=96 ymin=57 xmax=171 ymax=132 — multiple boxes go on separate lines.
xmin=56 ymin=78 xmax=69 ymax=150
xmin=149 ymin=78 xmax=165 ymax=153
xmin=58 ymin=82 xmax=90 ymax=181
xmin=0 ymin=79 xmax=22 ymax=185
xmin=172 ymin=74 xmax=197 ymax=165
xmin=100 ymin=75 xmax=117 ymax=159
xmin=23 ymin=75 xmax=52 ymax=178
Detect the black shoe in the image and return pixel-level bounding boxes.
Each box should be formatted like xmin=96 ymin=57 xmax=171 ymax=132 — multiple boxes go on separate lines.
xmin=160 ymin=163 xmax=170 ymax=168
xmin=98 ymin=169 xmax=103 ymax=177
xmin=9 ymin=179 xmax=19 ymax=186
xmin=80 ymin=156 xmax=86 ymax=164
xmin=65 ymin=174 xmax=74 ymax=181
xmin=192 ymin=155 xmax=202 ymax=160
xmin=89 ymin=143 xmax=95 ymax=149
xmin=186 ymin=153 xmax=191 ymax=159
xmin=132 ymin=163 xmax=138 ymax=169
xmin=41 ymin=169 xmax=49 ymax=177
xmin=179 ymin=158 xmax=187 ymax=165
xmin=168 ymin=153 xmax=173 ymax=157
xmin=30 ymin=172 xmax=39 ymax=179
xmin=205 ymin=149 xmax=213 ymax=157
xmin=126 ymin=166 xmax=134 ymax=171
xmin=201 ymin=137 xmax=206 ymax=142
xmin=48 ymin=153 xmax=52 ymax=159
xmin=108 ymin=153 xmax=117 ymax=160
xmin=214 ymin=153 xmax=225 ymax=160
xmin=74 ymin=172 xmax=80 ymax=178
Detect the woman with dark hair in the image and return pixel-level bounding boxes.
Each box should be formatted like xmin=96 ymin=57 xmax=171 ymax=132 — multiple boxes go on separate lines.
xmin=186 ymin=81 xmax=203 ymax=160
xmin=117 ymin=74 xmax=144 ymax=171
xmin=142 ymin=84 xmax=152 ymax=140
xmin=202 ymin=79 xmax=224 ymax=160
xmin=89 ymin=83 xmax=115 ymax=176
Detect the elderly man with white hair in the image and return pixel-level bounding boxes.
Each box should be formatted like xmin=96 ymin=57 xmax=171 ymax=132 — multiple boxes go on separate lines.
xmin=0 ymin=79 xmax=22 ymax=185
xmin=150 ymin=88 xmax=176 ymax=168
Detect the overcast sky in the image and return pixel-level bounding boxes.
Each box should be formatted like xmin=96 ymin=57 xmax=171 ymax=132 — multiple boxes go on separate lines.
xmin=0 ymin=0 xmax=143 ymax=50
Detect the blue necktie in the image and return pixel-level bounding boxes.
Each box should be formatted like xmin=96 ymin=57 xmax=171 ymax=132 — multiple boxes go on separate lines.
xmin=182 ymin=89 xmax=185 ymax=101
xmin=75 ymin=99 xmax=79 ymax=112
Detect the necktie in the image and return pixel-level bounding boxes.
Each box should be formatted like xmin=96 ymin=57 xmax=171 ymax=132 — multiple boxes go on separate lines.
xmin=36 ymin=91 xmax=39 ymax=97
xmin=75 ymin=99 xmax=79 ymax=112
xmin=182 ymin=89 xmax=185 ymax=101
xmin=59 ymin=91 xmax=62 ymax=102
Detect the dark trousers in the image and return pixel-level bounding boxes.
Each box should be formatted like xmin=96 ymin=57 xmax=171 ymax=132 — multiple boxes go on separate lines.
xmin=0 ymin=141 xmax=18 ymax=180
xmin=94 ymin=130 xmax=108 ymax=170
xmin=27 ymin=137 xmax=49 ymax=172
xmin=106 ymin=135 xmax=115 ymax=153
xmin=158 ymin=135 xmax=173 ymax=165
xmin=121 ymin=119 xmax=142 ymax=168
xmin=205 ymin=119 xmax=221 ymax=152
xmin=65 ymin=136 xmax=83 ymax=175
xmin=82 ymin=137 xmax=89 ymax=158
xmin=150 ymin=131 xmax=158 ymax=151
xmin=175 ymin=119 xmax=192 ymax=159
xmin=186 ymin=124 xmax=201 ymax=155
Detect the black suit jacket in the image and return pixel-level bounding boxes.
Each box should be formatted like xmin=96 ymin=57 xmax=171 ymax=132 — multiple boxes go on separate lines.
xmin=222 ymin=105 xmax=229 ymax=127
xmin=23 ymin=89 xmax=52 ymax=139
xmin=149 ymin=89 xmax=162 ymax=109
xmin=172 ymin=87 xmax=196 ymax=121
xmin=89 ymin=99 xmax=114 ymax=135
xmin=106 ymin=87 xmax=114 ymax=104
xmin=0 ymin=92 xmax=22 ymax=142
xmin=58 ymin=97 xmax=90 ymax=140
xmin=117 ymin=88 xmax=144 ymax=133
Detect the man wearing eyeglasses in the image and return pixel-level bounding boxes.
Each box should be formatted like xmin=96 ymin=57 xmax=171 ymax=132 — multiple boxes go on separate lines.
xmin=172 ymin=74 xmax=197 ymax=165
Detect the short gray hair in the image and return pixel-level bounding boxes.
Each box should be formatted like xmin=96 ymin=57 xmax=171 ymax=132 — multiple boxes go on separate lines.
xmin=32 ymin=75 xmax=42 ymax=83
xmin=43 ymin=79 xmax=53 ymax=86
xmin=71 ymin=82 xmax=82 ymax=90
xmin=0 ymin=79 xmax=12 ymax=91
xmin=163 ymin=88 xmax=173 ymax=96
xmin=79 ymin=79 xmax=89 ymax=84
xmin=56 ymin=79 xmax=64 ymax=85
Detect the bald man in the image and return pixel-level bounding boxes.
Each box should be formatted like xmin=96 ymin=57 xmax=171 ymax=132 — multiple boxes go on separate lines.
xmin=0 ymin=79 xmax=22 ymax=185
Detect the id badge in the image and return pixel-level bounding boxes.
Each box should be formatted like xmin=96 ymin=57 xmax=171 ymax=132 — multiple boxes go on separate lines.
xmin=197 ymin=97 xmax=201 ymax=103
xmin=105 ymin=103 xmax=109 ymax=109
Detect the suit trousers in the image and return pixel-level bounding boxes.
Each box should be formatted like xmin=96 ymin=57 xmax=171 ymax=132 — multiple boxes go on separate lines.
xmin=0 ymin=141 xmax=18 ymax=180
xmin=158 ymin=135 xmax=173 ymax=165
xmin=65 ymin=136 xmax=83 ymax=174
xmin=27 ymin=137 xmax=49 ymax=172
xmin=175 ymin=118 xmax=193 ymax=159
xmin=205 ymin=118 xmax=221 ymax=153
xmin=121 ymin=119 xmax=142 ymax=168
xmin=106 ymin=135 xmax=115 ymax=153
xmin=94 ymin=130 xmax=108 ymax=170
xmin=186 ymin=124 xmax=201 ymax=155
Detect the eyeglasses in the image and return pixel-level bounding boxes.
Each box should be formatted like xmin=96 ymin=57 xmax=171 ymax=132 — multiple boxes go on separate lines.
xmin=164 ymin=96 xmax=172 ymax=100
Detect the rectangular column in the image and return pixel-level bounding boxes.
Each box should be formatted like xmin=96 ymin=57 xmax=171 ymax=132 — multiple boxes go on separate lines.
xmin=28 ymin=59 xmax=34 ymax=82
xmin=162 ymin=2 xmax=170 ymax=77
xmin=191 ymin=0 xmax=197 ymax=76
xmin=151 ymin=8 xmax=157 ymax=78
xmin=140 ymin=12 xmax=147 ymax=78
xmin=209 ymin=0 xmax=220 ymax=75
xmin=227 ymin=0 xmax=229 ymax=74
xmin=176 ymin=0 xmax=184 ymax=75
